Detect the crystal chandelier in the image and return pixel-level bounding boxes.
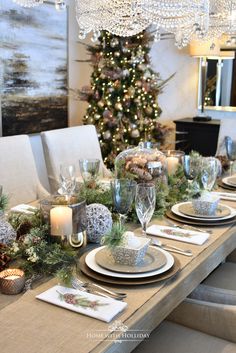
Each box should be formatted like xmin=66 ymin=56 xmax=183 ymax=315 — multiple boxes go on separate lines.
xmin=146 ymin=0 xmax=210 ymax=48
xmin=75 ymin=0 xmax=151 ymax=39
xmin=75 ymin=0 xmax=210 ymax=42
xmin=13 ymin=0 xmax=44 ymax=7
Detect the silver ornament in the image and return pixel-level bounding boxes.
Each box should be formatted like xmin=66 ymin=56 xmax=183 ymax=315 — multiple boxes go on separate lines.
xmin=131 ymin=129 xmax=140 ymax=138
xmin=103 ymin=130 xmax=111 ymax=140
xmin=0 ymin=217 xmax=17 ymax=244
xmin=86 ymin=204 xmax=113 ymax=243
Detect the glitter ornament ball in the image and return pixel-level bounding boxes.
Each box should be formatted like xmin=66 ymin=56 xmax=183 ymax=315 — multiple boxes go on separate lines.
xmin=86 ymin=204 xmax=113 ymax=243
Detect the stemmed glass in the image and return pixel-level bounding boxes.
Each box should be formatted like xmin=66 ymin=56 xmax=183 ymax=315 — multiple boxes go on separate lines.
xmin=59 ymin=164 xmax=76 ymax=197
xmin=200 ymin=157 xmax=219 ymax=191
xmin=182 ymin=155 xmax=203 ymax=182
xmin=79 ymin=159 xmax=100 ymax=184
xmin=225 ymin=137 xmax=236 ymax=175
xmin=110 ymin=179 xmax=137 ymax=225
xmin=135 ymin=183 xmax=156 ymax=236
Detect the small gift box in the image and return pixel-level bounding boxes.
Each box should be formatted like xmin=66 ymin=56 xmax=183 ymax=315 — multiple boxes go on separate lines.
xmin=0 ymin=269 xmax=25 ymax=295
xmin=192 ymin=192 xmax=220 ymax=216
xmin=111 ymin=232 xmax=150 ymax=266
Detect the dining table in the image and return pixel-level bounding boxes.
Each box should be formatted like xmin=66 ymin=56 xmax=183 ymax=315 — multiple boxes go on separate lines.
xmin=0 ymin=198 xmax=236 ymax=353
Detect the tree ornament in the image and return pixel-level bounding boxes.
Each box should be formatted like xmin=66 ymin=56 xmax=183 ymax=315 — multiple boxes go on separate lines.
xmin=98 ymin=100 xmax=105 ymax=108
xmin=122 ymin=69 xmax=130 ymax=78
xmin=145 ymin=106 xmax=153 ymax=115
xmin=131 ymin=129 xmax=140 ymax=138
xmin=115 ymin=102 xmax=123 ymax=111
xmin=128 ymin=86 xmax=135 ymax=96
xmin=103 ymin=110 xmax=113 ymax=119
xmin=136 ymin=80 xmax=142 ymax=88
xmin=110 ymin=38 xmax=119 ymax=48
xmin=86 ymin=204 xmax=113 ymax=243
xmin=94 ymin=114 xmax=101 ymax=120
xmin=103 ymin=130 xmax=112 ymax=140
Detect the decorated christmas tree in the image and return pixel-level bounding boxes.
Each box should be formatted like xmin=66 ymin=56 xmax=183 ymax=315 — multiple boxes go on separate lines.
xmin=79 ymin=31 xmax=172 ymax=169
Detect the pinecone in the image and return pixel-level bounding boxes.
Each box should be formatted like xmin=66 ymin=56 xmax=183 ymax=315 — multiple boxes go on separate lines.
xmin=0 ymin=243 xmax=11 ymax=271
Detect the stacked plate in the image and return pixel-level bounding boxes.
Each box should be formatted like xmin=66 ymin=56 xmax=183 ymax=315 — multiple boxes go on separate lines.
xmin=166 ymin=201 xmax=236 ymax=226
xmin=79 ymin=246 xmax=181 ymax=285
xmin=218 ymin=175 xmax=236 ymax=191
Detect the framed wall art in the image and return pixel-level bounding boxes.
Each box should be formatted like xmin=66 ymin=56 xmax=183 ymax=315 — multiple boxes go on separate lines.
xmin=0 ymin=0 xmax=68 ymax=136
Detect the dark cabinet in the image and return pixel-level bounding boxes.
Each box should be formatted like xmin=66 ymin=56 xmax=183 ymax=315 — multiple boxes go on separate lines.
xmin=174 ymin=118 xmax=221 ymax=156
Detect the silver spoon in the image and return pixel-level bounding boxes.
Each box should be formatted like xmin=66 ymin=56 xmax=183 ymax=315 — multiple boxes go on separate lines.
xmin=151 ymin=239 xmax=193 ymax=257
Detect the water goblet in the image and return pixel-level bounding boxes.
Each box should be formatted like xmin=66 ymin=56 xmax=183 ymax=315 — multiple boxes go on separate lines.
xmin=135 ymin=183 xmax=156 ymax=236
xmin=182 ymin=155 xmax=203 ymax=181
xmin=110 ymin=179 xmax=137 ymax=225
xmin=201 ymin=157 xmax=219 ymax=191
xmin=79 ymin=159 xmax=100 ymax=185
xmin=59 ymin=164 xmax=76 ymax=197
xmin=225 ymin=136 xmax=236 ymax=175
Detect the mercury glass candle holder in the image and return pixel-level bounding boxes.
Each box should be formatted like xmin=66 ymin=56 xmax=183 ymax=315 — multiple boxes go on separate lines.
xmin=0 ymin=269 xmax=25 ymax=295
xmin=163 ymin=150 xmax=185 ymax=175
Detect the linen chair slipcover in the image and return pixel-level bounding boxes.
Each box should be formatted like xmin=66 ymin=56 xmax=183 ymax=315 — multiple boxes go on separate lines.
xmin=41 ymin=125 xmax=111 ymax=193
xmin=168 ymin=262 xmax=236 ymax=343
xmin=132 ymin=321 xmax=236 ymax=353
xmin=216 ymin=118 xmax=236 ymax=155
xmin=0 ymin=135 xmax=50 ymax=208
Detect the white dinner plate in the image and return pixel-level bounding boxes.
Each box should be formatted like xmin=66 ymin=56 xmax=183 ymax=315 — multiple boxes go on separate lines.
xmin=85 ymin=246 xmax=174 ymax=279
xmin=171 ymin=202 xmax=236 ymax=222
xmin=222 ymin=176 xmax=236 ymax=187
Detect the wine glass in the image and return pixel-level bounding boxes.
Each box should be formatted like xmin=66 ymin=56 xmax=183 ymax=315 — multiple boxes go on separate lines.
xmin=59 ymin=164 xmax=76 ymax=197
xmin=200 ymin=157 xmax=219 ymax=191
xmin=135 ymin=183 xmax=156 ymax=236
xmin=225 ymin=136 xmax=236 ymax=175
xmin=182 ymin=155 xmax=203 ymax=181
xmin=79 ymin=159 xmax=100 ymax=184
xmin=110 ymin=179 xmax=137 ymax=225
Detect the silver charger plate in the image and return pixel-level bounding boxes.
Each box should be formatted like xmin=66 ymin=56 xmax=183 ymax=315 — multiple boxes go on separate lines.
xmin=95 ymin=247 xmax=167 ymax=274
xmin=85 ymin=246 xmax=174 ymax=279
xmin=171 ymin=202 xmax=236 ymax=222
xmin=178 ymin=203 xmax=231 ymax=219
xmin=222 ymin=176 xmax=236 ymax=187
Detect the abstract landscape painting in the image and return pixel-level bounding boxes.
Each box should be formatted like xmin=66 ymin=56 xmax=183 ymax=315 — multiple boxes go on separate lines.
xmin=0 ymin=1 xmax=68 ymax=136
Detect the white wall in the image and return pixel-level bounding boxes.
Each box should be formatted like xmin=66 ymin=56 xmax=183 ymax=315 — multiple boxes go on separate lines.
xmin=1 ymin=2 xmax=236 ymax=191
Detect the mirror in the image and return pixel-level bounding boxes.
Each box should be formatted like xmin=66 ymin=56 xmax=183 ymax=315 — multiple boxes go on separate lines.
xmin=198 ymin=54 xmax=236 ymax=112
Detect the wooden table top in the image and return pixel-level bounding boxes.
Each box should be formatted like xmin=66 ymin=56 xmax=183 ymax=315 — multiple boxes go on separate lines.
xmin=0 ymin=201 xmax=236 ymax=353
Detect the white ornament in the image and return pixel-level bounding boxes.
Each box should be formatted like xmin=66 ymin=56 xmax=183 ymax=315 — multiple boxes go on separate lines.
xmin=131 ymin=129 xmax=140 ymax=138
xmin=0 ymin=217 xmax=17 ymax=245
xmin=86 ymin=204 xmax=113 ymax=243
xmin=103 ymin=130 xmax=111 ymax=140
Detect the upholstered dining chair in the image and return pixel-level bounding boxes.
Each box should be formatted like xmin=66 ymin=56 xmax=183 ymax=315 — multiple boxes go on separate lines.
xmin=216 ymin=118 xmax=236 ymax=156
xmin=167 ymin=261 xmax=236 ymax=344
xmin=41 ymin=125 xmax=111 ymax=193
xmin=0 ymin=135 xmax=50 ymax=208
xmin=132 ymin=320 xmax=236 ymax=353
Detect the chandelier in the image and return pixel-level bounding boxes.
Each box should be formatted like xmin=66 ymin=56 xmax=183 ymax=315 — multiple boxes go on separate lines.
xmin=13 ymin=0 xmax=44 ymax=7
xmin=12 ymin=0 xmax=66 ymax=10
xmin=75 ymin=0 xmax=210 ymax=44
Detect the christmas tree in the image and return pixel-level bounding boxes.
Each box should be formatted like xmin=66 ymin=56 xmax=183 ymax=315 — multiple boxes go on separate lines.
xmin=79 ymin=31 xmax=172 ymax=169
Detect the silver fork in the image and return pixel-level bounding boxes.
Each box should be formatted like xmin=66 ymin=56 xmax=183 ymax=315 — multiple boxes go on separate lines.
xmin=71 ymin=279 xmax=112 ymax=299
xmin=151 ymin=239 xmax=193 ymax=257
xmin=71 ymin=278 xmax=127 ymax=300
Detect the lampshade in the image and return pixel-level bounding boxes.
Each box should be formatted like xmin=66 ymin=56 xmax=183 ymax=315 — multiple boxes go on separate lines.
xmin=189 ymin=39 xmax=221 ymax=57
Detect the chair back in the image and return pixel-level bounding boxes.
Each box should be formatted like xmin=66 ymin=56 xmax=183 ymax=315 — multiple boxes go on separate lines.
xmin=0 ymin=135 xmax=44 ymax=207
xmin=216 ymin=119 xmax=236 ymax=155
xmin=41 ymin=125 xmax=110 ymax=193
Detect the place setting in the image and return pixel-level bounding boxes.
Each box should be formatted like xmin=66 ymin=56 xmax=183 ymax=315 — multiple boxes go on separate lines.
xmin=78 ymin=179 xmax=181 ymax=286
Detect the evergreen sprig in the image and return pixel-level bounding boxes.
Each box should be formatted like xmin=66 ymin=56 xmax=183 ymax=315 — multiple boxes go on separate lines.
xmin=101 ymin=222 xmax=126 ymax=248
xmin=0 ymin=194 xmax=8 ymax=212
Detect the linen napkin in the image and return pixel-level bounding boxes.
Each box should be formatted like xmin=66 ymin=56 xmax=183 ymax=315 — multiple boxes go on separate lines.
xmin=10 ymin=204 xmax=37 ymax=214
xmin=146 ymin=225 xmax=210 ymax=245
xmin=211 ymin=191 xmax=236 ymax=202
xmin=36 ymin=285 xmax=127 ymax=323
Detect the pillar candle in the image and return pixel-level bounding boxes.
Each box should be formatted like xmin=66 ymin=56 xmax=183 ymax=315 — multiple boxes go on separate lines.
xmin=50 ymin=206 xmax=73 ymax=236
xmin=166 ymin=156 xmax=179 ymax=175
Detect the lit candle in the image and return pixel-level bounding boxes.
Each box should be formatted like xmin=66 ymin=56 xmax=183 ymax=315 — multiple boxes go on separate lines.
xmin=50 ymin=206 xmax=73 ymax=237
xmin=166 ymin=156 xmax=179 ymax=175
xmin=5 ymin=275 xmax=21 ymax=280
